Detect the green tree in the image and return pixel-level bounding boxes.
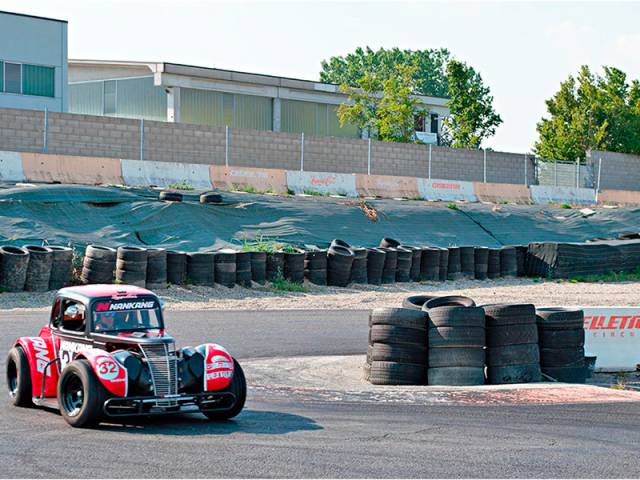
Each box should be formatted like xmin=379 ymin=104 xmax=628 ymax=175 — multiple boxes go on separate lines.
xmin=535 ymin=65 xmax=640 ymax=161
xmin=337 ymin=64 xmax=420 ymax=143
xmin=442 ymin=60 xmax=503 ymax=149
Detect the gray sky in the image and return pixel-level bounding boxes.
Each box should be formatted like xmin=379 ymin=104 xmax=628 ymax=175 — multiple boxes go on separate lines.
xmin=2 ymin=0 xmax=639 ymax=153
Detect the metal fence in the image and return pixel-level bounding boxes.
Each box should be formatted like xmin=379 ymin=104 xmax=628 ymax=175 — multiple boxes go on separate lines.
xmin=534 ymin=159 xmax=595 ymax=188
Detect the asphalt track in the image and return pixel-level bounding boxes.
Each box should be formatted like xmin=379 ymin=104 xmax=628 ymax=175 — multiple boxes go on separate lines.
xmin=2 ymin=310 xmax=640 ymax=478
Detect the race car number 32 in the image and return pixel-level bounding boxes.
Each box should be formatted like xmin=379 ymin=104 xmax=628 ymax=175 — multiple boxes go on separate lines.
xmin=96 ymin=358 xmax=119 ymax=381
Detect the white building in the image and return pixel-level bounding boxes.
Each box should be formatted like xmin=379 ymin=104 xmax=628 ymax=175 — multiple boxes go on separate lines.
xmin=0 ymin=10 xmax=68 ymax=112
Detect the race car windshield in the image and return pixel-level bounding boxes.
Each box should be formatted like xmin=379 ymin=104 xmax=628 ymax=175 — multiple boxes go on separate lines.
xmin=92 ymin=299 xmax=163 ymax=333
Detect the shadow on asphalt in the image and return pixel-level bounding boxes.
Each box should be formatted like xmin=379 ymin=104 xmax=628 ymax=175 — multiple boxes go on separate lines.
xmin=98 ymin=409 xmax=323 ymax=435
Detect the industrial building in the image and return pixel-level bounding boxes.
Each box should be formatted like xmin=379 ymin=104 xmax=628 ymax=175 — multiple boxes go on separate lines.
xmin=68 ymin=60 xmax=449 ymax=143
xmin=0 ymin=11 xmax=68 ymax=112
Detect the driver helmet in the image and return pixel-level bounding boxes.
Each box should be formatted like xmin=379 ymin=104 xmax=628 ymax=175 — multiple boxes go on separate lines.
xmin=63 ymin=304 xmax=84 ymax=321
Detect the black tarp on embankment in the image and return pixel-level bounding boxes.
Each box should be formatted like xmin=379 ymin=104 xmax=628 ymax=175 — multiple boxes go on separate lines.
xmin=0 ymin=184 xmax=638 ymax=251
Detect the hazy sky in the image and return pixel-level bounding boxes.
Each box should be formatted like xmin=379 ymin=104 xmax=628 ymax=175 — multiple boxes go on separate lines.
xmin=2 ymin=0 xmax=639 ymax=153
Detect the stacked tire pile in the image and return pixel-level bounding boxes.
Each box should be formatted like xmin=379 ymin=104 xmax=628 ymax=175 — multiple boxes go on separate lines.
xmin=0 ymin=246 xmax=30 ymax=292
xmin=167 ymin=251 xmax=187 ymax=285
xmin=116 ymin=247 xmax=148 ymax=288
xmin=266 ymin=251 xmax=284 ymax=282
xmin=420 ymin=248 xmax=440 ymax=281
xmin=365 ymin=308 xmax=427 ymax=385
xmin=81 ymin=245 xmax=116 ymax=285
xmin=483 ymin=304 xmax=541 ymax=384
xmin=187 ymin=252 xmax=215 ymax=286
xmin=365 ymin=248 xmax=385 ymax=285
xmin=235 ymin=251 xmax=252 ymax=287
xmin=146 ymin=248 xmax=167 ymax=290
xmin=250 ymin=251 xmax=267 ymax=284
xmin=48 ymin=246 xmax=73 ymax=290
xmin=327 ymin=242 xmax=354 ymax=287
xmin=214 ymin=250 xmax=236 ymax=287
xmin=284 ymin=249 xmax=305 ymax=283
xmin=536 ymin=307 xmax=586 ymax=383
xmin=304 ymin=250 xmax=327 ymax=285
xmin=24 ymin=246 xmax=53 ymax=292
xmin=350 ymin=248 xmax=368 ymax=284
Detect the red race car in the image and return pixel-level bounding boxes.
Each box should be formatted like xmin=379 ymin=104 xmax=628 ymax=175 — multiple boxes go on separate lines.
xmin=5 ymin=284 xmax=246 ymax=428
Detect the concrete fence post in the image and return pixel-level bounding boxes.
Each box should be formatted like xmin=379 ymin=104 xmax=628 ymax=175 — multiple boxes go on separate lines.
xmin=428 ymin=144 xmax=432 ymax=180
xmin=139 ymin=118 xmax=144 ymax=161
xmin=483 ymin=149 xmax=487 ymax=183
xmin=225 ymin=125 xmax=229 ymax=167
xmin=43 ymin=108 xmax=48 ymax=153
xmin=300 ymin=132 xmax=304 ymax=172
xmin=524 ymin=153 xmax=528 ymax=186
xmin=367 ymin=138 xmax=371 ymax=175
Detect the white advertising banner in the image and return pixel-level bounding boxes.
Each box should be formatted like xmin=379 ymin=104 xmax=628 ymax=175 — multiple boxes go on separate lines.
xmin=417 ymin=178 xmax=477 ymax=202
xmin=286 ymin=171 xmax=357 ymax=196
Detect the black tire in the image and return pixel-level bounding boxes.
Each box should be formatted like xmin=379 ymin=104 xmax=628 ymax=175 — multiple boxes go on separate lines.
xmin=486 ymin=344 xmax=540 ymax=367
xmin=6 ymin=346 xmax=33 ymax=407
xmin=428 ymin=326 xmax=485 ymax=348
xmin=426 ymin=306 xmax=486 ymax=328
xmin=486 ymin=324 xmax=538 ymax=347
xmin=428 ymin=347 xmax=485 ymax=368
xmin=402 ymin=295 xmax=438 ymax=311
xmin=427 ymin=367 xmax=485 ymax=386
xmin=58 ymin=359 xmax=109 ymax=428
xmin=482 ymin=303 xmax=536 ymax=327
xmin=200 ymin=192 xmax=223 ymax=204
xmin=0 ymin=246 xmax=29 ymax=292
xmin=438 ymin=248 xmax=449 ymax=281
xmin=424 ymin=295 xmax=476 ymax=310
xmin=540 ymin=347 xmax=585 ymax=367
xmin=538 ymin=328 xmax=585 ymax=348
xmin=331 ymin=239 xmax=351 ymax=249
xmin=202 ymin=359 xmax=247 ymax=420
xmin=542 ymin=364 xmax=586 ymax=383
xmin=117 ymin=246 xmax=148 ymax=262
xmin=379 ymin=238 xmax=400 ymax=248
xmin=369 ymin=325 xmax=426 ymax=346
xmin=474 ymin=247 xmax=489 ymax=280
xmin=368 ymin=361 xmax=425 ymax=385
xmin=367 ymin=343 xmax=427 ymax=364
xmin=159 ymin=191 xmax=183 ymax=202
xmin=446 ymin=247 xmax=462 ymax=281
xmin=487 ymin=248 xmax=501 ymax=279
xmin=24 ymin=245 xmax=52 ymax=292
xmin=536 ymin=307 xmax=584 ymax=329
xmin=369 ymin=308 xmax=427 ymax=330
xmin=499 ymin=246 xmax=518 ymax=277
xmin=486 ymin=363 xmax=541 ymax=384
xmin=459 ymin=246 xmax=475 ymax=278
xmin=85 ymin=245 xmax=116 ymax=261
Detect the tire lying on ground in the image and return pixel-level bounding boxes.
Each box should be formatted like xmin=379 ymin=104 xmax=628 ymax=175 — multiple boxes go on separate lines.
xmin=215 ymin=250 xmax=237 ymax=287
xmin=24 ymin=246 xmax=53 ymax=292
xmin=304 ymin=250 xmax=327 ymax=286
xmin=116 ymin=246 xmax=148 ymax=288
xmin=474 ymin=247 xmax=489 ymax=280
xmin=166 ymin=251 xmax=187 ymax=285
xmin=187 ymin=252 xmax=215 ymax=286
xmin=81 ymin=245 xmax=116 ymax=285
xmin=379 ymin=247 xmax=397 ymax=284
xmin=48 ymin=246 xmax=73 ymax=290
xmin=350 ymin=248 xmax=368 ymax=284
xmin=146 ymin=248 xmax=167 ymax=290
xmin=284 ymin=249 xmax=305 ymax=283
xmin=250 ymin=251 xmax=267 ymax=284
xmin=327 ymin=245 xmax=354 ymax=287
xmin=159 ymin=191 xmax=183 ymax=202
xmin=420 ymin=247 xmax=440 ymax=281
xmin=395 ymin=246 xmax=413 ymax=283
xmin=365 ymin=248 xmax=385 ymax=285
xmin=536 ymin=307 xmax=586 ymax=383
xmin=235 ymin=251 xmax=252 ymax=287
xmin=0 ymin=246 xmax=29 ymax=292
xmin=200 ymin=192 xmax=223 ymax=204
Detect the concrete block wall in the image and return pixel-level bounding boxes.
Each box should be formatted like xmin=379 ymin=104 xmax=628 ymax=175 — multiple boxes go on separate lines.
xmin=430 ymin=146 xmax=484 ymax=181
xmin=371 ymin=141 xmax=427 ymax=177
xmin=144 ymin=120 xmax=225 ymax=165
xmin=230 ymin=128 xmax=300 ymax=170
xmin=485 ymin=150 xmax=535 ymax=185
xmin=305 ymin=135 xmax=368 ymax=174
xmin=0 ymin=108 xmax=44 ymax=152
xmin=588 ymin=150 xmax=640 ymax=191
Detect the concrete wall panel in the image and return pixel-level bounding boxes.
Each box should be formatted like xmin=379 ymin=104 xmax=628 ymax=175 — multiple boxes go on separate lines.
xmin=530 ymin=185 xmax=596 ymax=205
xmin=356 ymin=174 xmax=419 ymax=198
xmin=286 ymin=170 xmax=357 ymax=196
xmin=597 ymin=189 xmax=640 ymax=206
xmin=0 ymin=151 xmax=25 ymax=181
xmin=121 ymin=159 xmax=211 ymax=188
xmin=417 ymin=178 xmax=477 ymax=202
xmin=22 ymin=153 xmax=122 ymax=184
xmin=210 ymin=165 xmax=287 ymax=193
xmin=474 ymin=182 xmax=531 ymax=204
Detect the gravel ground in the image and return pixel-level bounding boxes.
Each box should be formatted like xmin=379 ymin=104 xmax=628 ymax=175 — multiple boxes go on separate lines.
xmin=0 ymin=277 xmax=639 ymax=312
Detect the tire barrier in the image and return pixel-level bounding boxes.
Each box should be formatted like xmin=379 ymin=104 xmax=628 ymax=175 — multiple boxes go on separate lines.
xmin=331 ymin=239 xmax=352 ymax=249
xmin=350 ymin=248 xmax=368 ymax=284
xmin=474 ymin=247 xmax=489 ymax=280
xmin=200 ymin=192 xmax=223 ymax=204
xmin=515 ymin=246 xmax=528 ymax=277
xmin=380 ymin=237 xmax=400 ymax=248
xmin=500 ymin=246 xmax=518 ymax=277
xmin=487 ymin=248 xmax=501 ymax=279
xmin=459 ymin=246 xmax=475 ymax=279
xmin=215 ymin=250 xmax=236 ymax=288
xmin=24 ymin=246 xmax=53 ymax=292
xmin=483 ymin=304 xmax=541 ymax=385
xmin=365 ymin=248 xmax=385 ymax=285
xmin=402 ymin=295 xmax=438 ymax=311
xmin=409 ymin=247 xmax=422 ymax=282
xmin=365 ymin=308 xmax=427 ymax=385
xmin=327 ymin=245 xmax=354 ymax=287
xmin=47 ymin=246 xmax=73 ymax=290
xmin=81 ymin=245 xmax=116 ymax=285
xmin=250 ymin=251 xmax=267 ymax=284
xmin=0 ymin=246 xmax=29 ymax=292
xmin=284 ymin=250 xmax=305 ymax=283
xmin=438 ymin=248 xmax=449 ymax=281
xmin=167 ymin=251 xmax=187 ymax=285
xmin=146 ymin=248 xmax=167 ymax=290
xmin=447 ymin=247 xmax=462 ymax=281
xmin=235 ymin=251 xmax=252 ymax=287
xmin=425 ymin=295 xmax=476 ymax=309
xmin=159 ymin=191 xmax=183 ymax=202
xmin=266 ymin=251 xmax=284 ymax=282
xmin=420 ymin=247 xmax=440 ymax=281
xmin=187 ymin=252 xmax=215 ymax=286
xmin=116 ymin=246 xmax=148 ymax=288
xmin=380 ymin=247 xmax=398 ymax=284
xmin=536 ymin=307 xmax=586 ymax=383
xmin=395 ymin=247 xmax=413 ymax=283
xmin=304 ymin=250 xmax=327 ymax=286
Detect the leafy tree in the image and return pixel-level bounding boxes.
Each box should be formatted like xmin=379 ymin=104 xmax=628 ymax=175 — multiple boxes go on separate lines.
xmin=337 ymin=64 xmax=420 ymax=143
xmin=535 ymin=65 xmax=640 ymax=161
xmin=441 ymin=60 xmax=503 ymax=149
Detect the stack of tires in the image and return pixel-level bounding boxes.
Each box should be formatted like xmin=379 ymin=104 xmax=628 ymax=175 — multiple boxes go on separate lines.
xmin=459 ymin=246 xmax=475 ymax=279
xmin=420 ymin=247 xmax=440 ymax=281
xmin=284 ymin=249 xmax=305 ymax=283
xmin=146 ymin=248 xmax=167 ymax=290
xmin=250 ymin=251 xmax=267 ymax=284
xmin=116 ymin=247 xmax=148 ymax=288
xmin=423 ymin=296 xmax=485 ymax=386
xmin=379 ymin=247 xmax=397 ymax=284
xmin=235 ymin=251 xmax=252 ymax=287
xmin=24 ymin=246 xmax=53 ymax=292
xmin=187 ymin=252 xmax=215 ymax=286
xmin=0 ymin=246 xmax=29 ymax=292
xmin=438 ymin=248 xmax=449 ymax=281
xmin=409 ymin=247 xmax=422 ymax=282
xmin=447 ymin=247 xmax=462 ymax=281
xmin=515 ymin=246 xmax=528 ymax=277
xmin=215 ymin=250 xmax=236 ymax=287
xmin=365 ymin=248 xmax=385 ymax=285
xmin=483 ymin=304 xmax=541 ymax=384
xmin=304 ymin=250 xmax=327 ymax=285
xmin=474 ymin=247 xmax=489 ymax=280
xmin=487 ymin=248 xmax=501 ymax=279
xmin=365 ymin=308 xmax=427 ymax=385
xmin=47 ymin=246 xmax=73 ymax=290
xmin=327 ymin=245 xmax=354 ymax=287
xmin=500 ymin=246 xmax=518 ymax=277
xmin=350 ymin=248 xmax=368 ymax=284
xmin=166 ymin=251 xmax=187 ymax=285
xmin=395 ymin=247 xmax=413 ymax=282
xmin=266 ymin=251 xmax=284 ymax=282
xmin=81 ymin=245 xmax=116 ymax=285
xmin=536 ymin=307 xmax=586 ymax=383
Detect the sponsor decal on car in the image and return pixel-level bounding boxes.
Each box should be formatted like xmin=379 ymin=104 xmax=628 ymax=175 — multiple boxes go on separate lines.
xmin=29 ymin=337 xmax=51 ymax=376
xmin=204 ymin=344 xmax=234 ymax=391
xmin=95 ymin=300 xmax=156 ymax=312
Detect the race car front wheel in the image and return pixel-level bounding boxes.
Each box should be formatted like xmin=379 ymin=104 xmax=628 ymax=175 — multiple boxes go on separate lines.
xmin=202 ymin=358 xmax=247 ymax=421
xmin=6 ymin=346 xmax=33 ymax=407
xmin=58 ymin=359 xmax=108 ymax=428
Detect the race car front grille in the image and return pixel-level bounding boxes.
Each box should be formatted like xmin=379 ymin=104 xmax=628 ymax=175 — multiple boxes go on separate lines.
xmin=139 ymin=343 xmax=178 ymax=407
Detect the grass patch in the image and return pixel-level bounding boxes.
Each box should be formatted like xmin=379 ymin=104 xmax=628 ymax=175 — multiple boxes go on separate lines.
xmin=280 ymin=245 xmax=300 ymax=253
xmin=270 ymin=273 xmax=307 ymax=292
xmin=560 ymin=203 xmax=572 ymax=209
xmin=241 ymin=235 xmax=283 ymax=253
xmin=447 ymin=203 xmax=458 ymax=210
xmin=302 ymin=188 xmax=329 ymax=196
xmin=167 ymin=181 xmax=195 ymax=191
xmin=287 ymin=188 xmax=295 ymax=195
xmin=234 ymin=184 xmax=258 ymax=194
xmin=611 ymin=373 xmax=627 ymax=390
xmin=570 ymin=267 xmax=640 ymax=283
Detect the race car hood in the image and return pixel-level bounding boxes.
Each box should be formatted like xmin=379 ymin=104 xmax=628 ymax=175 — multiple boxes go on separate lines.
xmin=92 ymin=331 xmax=175 ymax=346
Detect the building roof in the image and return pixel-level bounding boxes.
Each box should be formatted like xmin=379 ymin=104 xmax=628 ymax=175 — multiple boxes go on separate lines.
xmin=0 ymin=10 xmax=68 ymax=24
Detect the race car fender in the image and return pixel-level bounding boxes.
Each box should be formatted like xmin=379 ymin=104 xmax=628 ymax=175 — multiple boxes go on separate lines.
xmin=196 ymin=343 xmax=234 ymax=391
xmin=15 ymin=336 xmax=58 ymax=398
xmin=75 ymin=349 xmax=128 ymax=397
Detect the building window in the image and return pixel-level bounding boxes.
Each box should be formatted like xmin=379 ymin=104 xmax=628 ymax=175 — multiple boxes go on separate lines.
xmin=22 ymin=64 xmax=55 ymax=97
xmin=430 ymin=113 xmax=439 ymax=134
xmin=414 ymin=114 xmax=426 ymax=132
xmin=5 ymin=62 xmax=21 ymax=94
xmin=104 ymin=80 xmax=116 ymax=115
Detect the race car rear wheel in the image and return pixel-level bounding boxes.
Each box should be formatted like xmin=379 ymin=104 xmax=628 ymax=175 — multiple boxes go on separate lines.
xmin=58 ymin=359 xmax=108 ymax=428
xmin=6 ymin=346 xmax=33 ymax=407
xmin=202 ymin=358 xmax=246 ymax=421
